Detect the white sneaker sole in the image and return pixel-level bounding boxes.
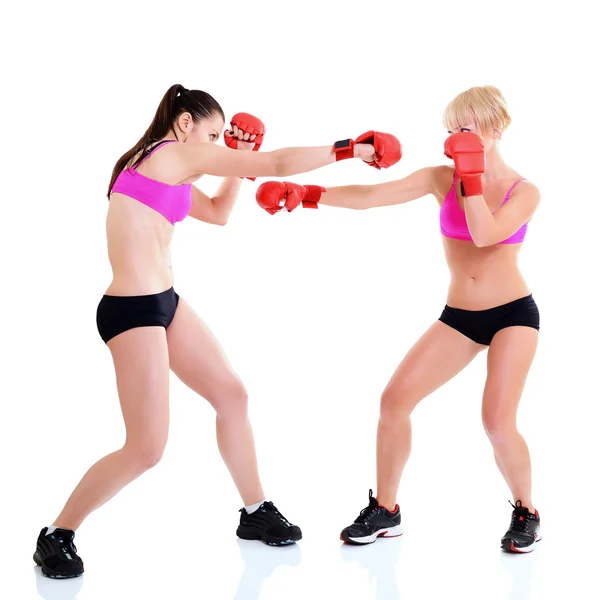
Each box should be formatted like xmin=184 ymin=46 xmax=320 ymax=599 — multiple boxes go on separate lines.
xmin=345 ymin=524 xmax=404 ymax=545
xmin=504 ymin=532 xmax=542 ymax=553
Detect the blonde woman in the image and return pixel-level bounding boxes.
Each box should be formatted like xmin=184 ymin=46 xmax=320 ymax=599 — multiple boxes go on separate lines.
xmin=256 ymin=86 xmax=542 ymax=553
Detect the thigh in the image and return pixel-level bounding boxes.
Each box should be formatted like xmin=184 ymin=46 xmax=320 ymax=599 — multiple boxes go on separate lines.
xmin=166 ymin=297 xmax=242 ymax=407
xmin=107 ymin=326 xmax=171 ymax=445
xmin=383 ymin=320 xmax=484 ymax=410
xmin=482 ymin=327 xmax=538 ymax=426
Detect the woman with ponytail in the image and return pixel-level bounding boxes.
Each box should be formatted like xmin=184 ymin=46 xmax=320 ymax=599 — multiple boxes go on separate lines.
xmin=33 ymin=84 xmax=400 ymax=578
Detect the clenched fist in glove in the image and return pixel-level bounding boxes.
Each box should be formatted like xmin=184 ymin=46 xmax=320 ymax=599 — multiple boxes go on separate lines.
xmin=255 ymin=181 xmax=325 ymax=214
xmin=334 ymin=130 xmax=402 ymax=169
xmin=444 ymin=132 xmax=485 ymax=197
xmin=224 ymin=112 xmax=266 ymax=181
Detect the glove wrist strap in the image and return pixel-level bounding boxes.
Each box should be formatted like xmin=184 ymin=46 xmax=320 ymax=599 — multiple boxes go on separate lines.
xmin=334 ymin=138 xmax=355 ymax=161
xmin=460 ymin=176 xmax=483 ymax=197
xmin=302 ymin=185 xmax=325 ymax=209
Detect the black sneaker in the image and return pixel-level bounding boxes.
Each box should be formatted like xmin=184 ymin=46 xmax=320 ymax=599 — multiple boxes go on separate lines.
xmin=501 ymin=500 xmax=542 ymax=553
xmin=340 ymin=489 xmax=403 ymax=545
xmin=236 ymin=501 xmax=302 ymax=546
xmin=33 ymin=527 xmax=84 ymax=579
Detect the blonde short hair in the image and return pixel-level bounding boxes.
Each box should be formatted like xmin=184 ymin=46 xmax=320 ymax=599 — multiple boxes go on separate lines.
xmin=443 ymin=85 xmax=512 ymax=137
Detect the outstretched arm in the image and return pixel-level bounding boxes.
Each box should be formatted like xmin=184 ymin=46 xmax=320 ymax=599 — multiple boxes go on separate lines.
xmin=177 ymin=141 xmax=376 ymax=180
xmin=318 ymin=167 xmax=440 ymax=209
xmin=186 ymin=140 xmax=379 ymax=225
xmin=256 ymin=167 xmax=444 ymax=214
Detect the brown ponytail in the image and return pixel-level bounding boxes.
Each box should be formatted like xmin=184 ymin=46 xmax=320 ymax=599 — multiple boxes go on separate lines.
xmin=107 ymin=84 xmax=224 ymax=197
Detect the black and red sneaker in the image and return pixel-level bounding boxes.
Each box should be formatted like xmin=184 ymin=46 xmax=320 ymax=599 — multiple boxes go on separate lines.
xmin=236 ymin=501 xmax=302 ymax=546
xmin=501 ymin=500 xmax=542 ymax=553
xmin=33 ymin=527 xmax=84 ymax=579
xmin=340 ymin=489 xmax=403 ymax=545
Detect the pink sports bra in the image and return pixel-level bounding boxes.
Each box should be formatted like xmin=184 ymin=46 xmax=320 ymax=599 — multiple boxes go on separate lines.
xmin=111 ymin=140 xmax=192 ymax=225
xmin=440 ymin=173 xmax=528 ymax=244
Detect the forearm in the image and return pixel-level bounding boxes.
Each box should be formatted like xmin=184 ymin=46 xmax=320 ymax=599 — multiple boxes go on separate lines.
xmin=464 ymin=195 xmax=496 ymax=246
xmin=272 ymin=146 xmax=336 ymax=178
xmin=313 ymin=167 xmax=437 ymax=210
xmin=318 ymin=185 xmax=375 ymax=209
xmin=211 ymin=177 xmax=243 ymax=222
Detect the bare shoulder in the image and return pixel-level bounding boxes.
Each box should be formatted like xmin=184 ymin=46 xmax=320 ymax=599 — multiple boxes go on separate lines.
xmin=517 ymin=179 xmax=540 ymax=194
xmin=171 ymin=140 xmax=214 ymax=177
xmin=514 ymin=179 xmax=541 ymax=205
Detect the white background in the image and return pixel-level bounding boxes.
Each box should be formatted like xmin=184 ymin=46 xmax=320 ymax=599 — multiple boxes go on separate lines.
xmin=2 ymin=1 xmax=599 ymax=599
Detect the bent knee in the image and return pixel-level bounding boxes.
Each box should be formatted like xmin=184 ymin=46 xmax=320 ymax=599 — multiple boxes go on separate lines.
xmin=380 ymin=384 xmax=416 ymax=421
xmin=482 ymin=415 xmax=517 ymax=443
xmin=212 ymin=377 xmax=249 ymax=418
xmin=124 ymin=440 xmax=166 ymax=471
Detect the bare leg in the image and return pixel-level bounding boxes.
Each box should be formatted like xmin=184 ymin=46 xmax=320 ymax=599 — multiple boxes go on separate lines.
xmin=53 ymin=327 xmax=170 ymax=529
xmin=167 ymin=298 xmax=264 ymax=506
xmin=483 ymin=327 xmax=538 ymax=511
xmin=376 ymin=321 xmax=483 ymax=509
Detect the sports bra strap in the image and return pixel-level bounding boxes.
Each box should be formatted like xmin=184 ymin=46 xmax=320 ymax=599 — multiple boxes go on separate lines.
xmin=132 ymin=140 xmax=176 ymax=170
xmin=451 ymin=171 xmax=458 ymax=190
xmin=502 ymin=178 xmax=527 ymax=204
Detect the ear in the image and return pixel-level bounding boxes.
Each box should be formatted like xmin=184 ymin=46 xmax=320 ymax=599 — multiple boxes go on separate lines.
xmin=176 ymin=112 xmax=193 ymax=133
xmin=492 ymin=127 xmax=501 ymax=139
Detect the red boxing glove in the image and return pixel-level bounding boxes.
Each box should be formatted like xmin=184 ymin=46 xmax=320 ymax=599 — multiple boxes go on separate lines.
xmin=256 ymin=181 xmax=325 ymax=215
xmin=333 ymin=130 xmax=402 ymax=169
xmin=356 ymin=131 xmax=402 ymax=169
xmin=224 ymin=112 xmax=265 ymax=150
xmin=224 ymin=112 xmax=266 ymax=181
xmin=443 ymin=132 xmax=485 ymax=197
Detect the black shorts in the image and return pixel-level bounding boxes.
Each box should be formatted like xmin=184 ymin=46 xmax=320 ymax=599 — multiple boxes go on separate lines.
xmin=439 ymin=295 xmax=540 ymax=346
xmin=96 ymin=287 xmax=180 ymax=344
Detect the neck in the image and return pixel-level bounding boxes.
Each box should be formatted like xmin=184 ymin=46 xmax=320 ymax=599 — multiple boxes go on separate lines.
xmin=482 ymin=143 xmax=511 ymax=180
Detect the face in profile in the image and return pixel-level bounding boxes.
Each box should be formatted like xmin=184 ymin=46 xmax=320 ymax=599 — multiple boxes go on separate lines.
xmin=176 ymin=112 xmax=225 ymax=144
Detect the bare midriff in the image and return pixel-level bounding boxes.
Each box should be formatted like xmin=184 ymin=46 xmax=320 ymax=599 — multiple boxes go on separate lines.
xmin=443 ymin=238 xmax=529 ymax=310
xmin=104 ymin=193 xmax=175 ymax=296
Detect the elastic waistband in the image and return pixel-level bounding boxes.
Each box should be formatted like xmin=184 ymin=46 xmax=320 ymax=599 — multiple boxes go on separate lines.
xmin=101 ymin=287 xmax=175 ymax=301
xmin=444 ymin=294 xmax=534 ymax=314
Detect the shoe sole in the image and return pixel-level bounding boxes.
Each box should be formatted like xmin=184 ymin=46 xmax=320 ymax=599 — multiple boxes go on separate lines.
xmin=340 ymin=524 xmax=404 ymax=545
xmin=501 ymin=535 xmax=542 ymax=554
xmin=236 ymin=527 xmax=302 ymax=547
xmin=33 ymin=551 xmax=84 ymax=579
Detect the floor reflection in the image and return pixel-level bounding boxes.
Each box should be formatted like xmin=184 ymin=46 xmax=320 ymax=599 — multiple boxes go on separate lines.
xmin=234 ymin=540 xmax=302 ymax=600
xmin=339 ymin=538 xmax=404 ymax=600
xmin=500 ymin=546 xmax=540 ymax=600
xmin=34 ymin=566 xmax=84 ymax=600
